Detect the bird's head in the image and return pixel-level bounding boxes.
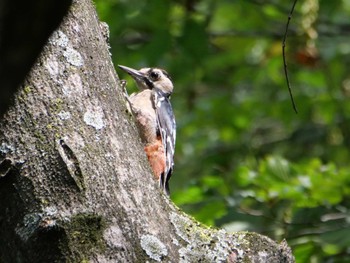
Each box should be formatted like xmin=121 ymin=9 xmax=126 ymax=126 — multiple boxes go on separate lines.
xmin=118 ymin=65 xmax=173 ymax=96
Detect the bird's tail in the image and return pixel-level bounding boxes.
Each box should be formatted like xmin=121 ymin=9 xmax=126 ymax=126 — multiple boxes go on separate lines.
xmin=160 ymin=168 xmax=172 ymax=196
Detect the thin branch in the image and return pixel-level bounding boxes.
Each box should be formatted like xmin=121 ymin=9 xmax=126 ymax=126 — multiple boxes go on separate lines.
xmin=282 ymin=0 xmax=298 ymax=114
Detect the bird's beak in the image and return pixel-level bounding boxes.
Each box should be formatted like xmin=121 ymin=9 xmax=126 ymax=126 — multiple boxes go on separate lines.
xmin=118 ymin=65 xmax=151 ymax=90
xmin=118 ymin=65 xmax=144 ymax=83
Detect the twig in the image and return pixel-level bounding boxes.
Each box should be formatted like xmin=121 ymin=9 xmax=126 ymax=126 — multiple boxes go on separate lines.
xmin=282 ymin=0 xmax=298 ymax=114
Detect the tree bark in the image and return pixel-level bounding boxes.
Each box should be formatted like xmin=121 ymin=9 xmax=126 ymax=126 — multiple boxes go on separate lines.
xmin=0 ymin=0 xmax=295 ymax=262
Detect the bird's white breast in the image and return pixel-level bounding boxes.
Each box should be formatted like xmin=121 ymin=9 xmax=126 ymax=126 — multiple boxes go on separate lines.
xmin=129 ymin=90 xmax=157 ymax=143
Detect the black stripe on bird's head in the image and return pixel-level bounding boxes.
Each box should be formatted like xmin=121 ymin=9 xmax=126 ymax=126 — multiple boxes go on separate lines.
xmin=118 ymin=65 xmax=173 ymax=96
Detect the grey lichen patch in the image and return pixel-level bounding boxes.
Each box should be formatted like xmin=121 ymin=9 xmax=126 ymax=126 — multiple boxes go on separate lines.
xmin=42 ymin=205 xmax=58 ymax=217
xmin=49 ymin=30 xmax=83 ymax=67
xmin=169 ymin=212 xmax=195 ymax=243
xmin=63 ymin=47 xmax=83 ymax=67
xmin=140 ymin=234 xmax=168 ymax=262
xmin=170 ymin=212 xmax=245 ymax=262
xmin=49 ymin=30 xmax=69 ymax=48
xmin=58 ymin=111 xmax=71 ymax=120
xmin=83 ymin=107 xmax=105 ymax=130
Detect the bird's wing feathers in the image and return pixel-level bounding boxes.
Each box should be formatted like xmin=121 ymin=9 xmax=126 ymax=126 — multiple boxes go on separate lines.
xmin=153 ymin=90 xmax=176 ymax=194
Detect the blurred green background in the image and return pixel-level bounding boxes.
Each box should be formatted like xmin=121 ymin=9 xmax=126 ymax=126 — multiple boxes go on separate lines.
xmin=94 ymin=0 xmax=350 ymax=262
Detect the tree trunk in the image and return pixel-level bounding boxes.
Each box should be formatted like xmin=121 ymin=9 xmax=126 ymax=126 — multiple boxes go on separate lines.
xmin=0 ymin=0 xmax=295 ymax=262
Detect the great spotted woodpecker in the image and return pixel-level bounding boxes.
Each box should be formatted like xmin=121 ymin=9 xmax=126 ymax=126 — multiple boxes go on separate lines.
xmin=118 ymin=65 xmax=176 ymax=195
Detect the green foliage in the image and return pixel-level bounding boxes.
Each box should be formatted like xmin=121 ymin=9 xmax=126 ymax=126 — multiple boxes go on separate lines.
xmin=94 ymin=0 xmax=350 ymax=261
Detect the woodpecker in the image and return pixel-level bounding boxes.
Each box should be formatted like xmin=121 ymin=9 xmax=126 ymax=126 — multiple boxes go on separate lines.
xmin=118 ymin=65 xmax=176 ymax=195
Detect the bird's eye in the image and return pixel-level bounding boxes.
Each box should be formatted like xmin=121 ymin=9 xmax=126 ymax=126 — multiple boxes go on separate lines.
xmin=149 ymin=71 xmax=160 ymax=80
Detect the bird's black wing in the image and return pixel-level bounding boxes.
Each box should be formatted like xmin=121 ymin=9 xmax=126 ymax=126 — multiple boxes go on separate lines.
xmin=153 ymin=89 xmax=176 ymax=195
